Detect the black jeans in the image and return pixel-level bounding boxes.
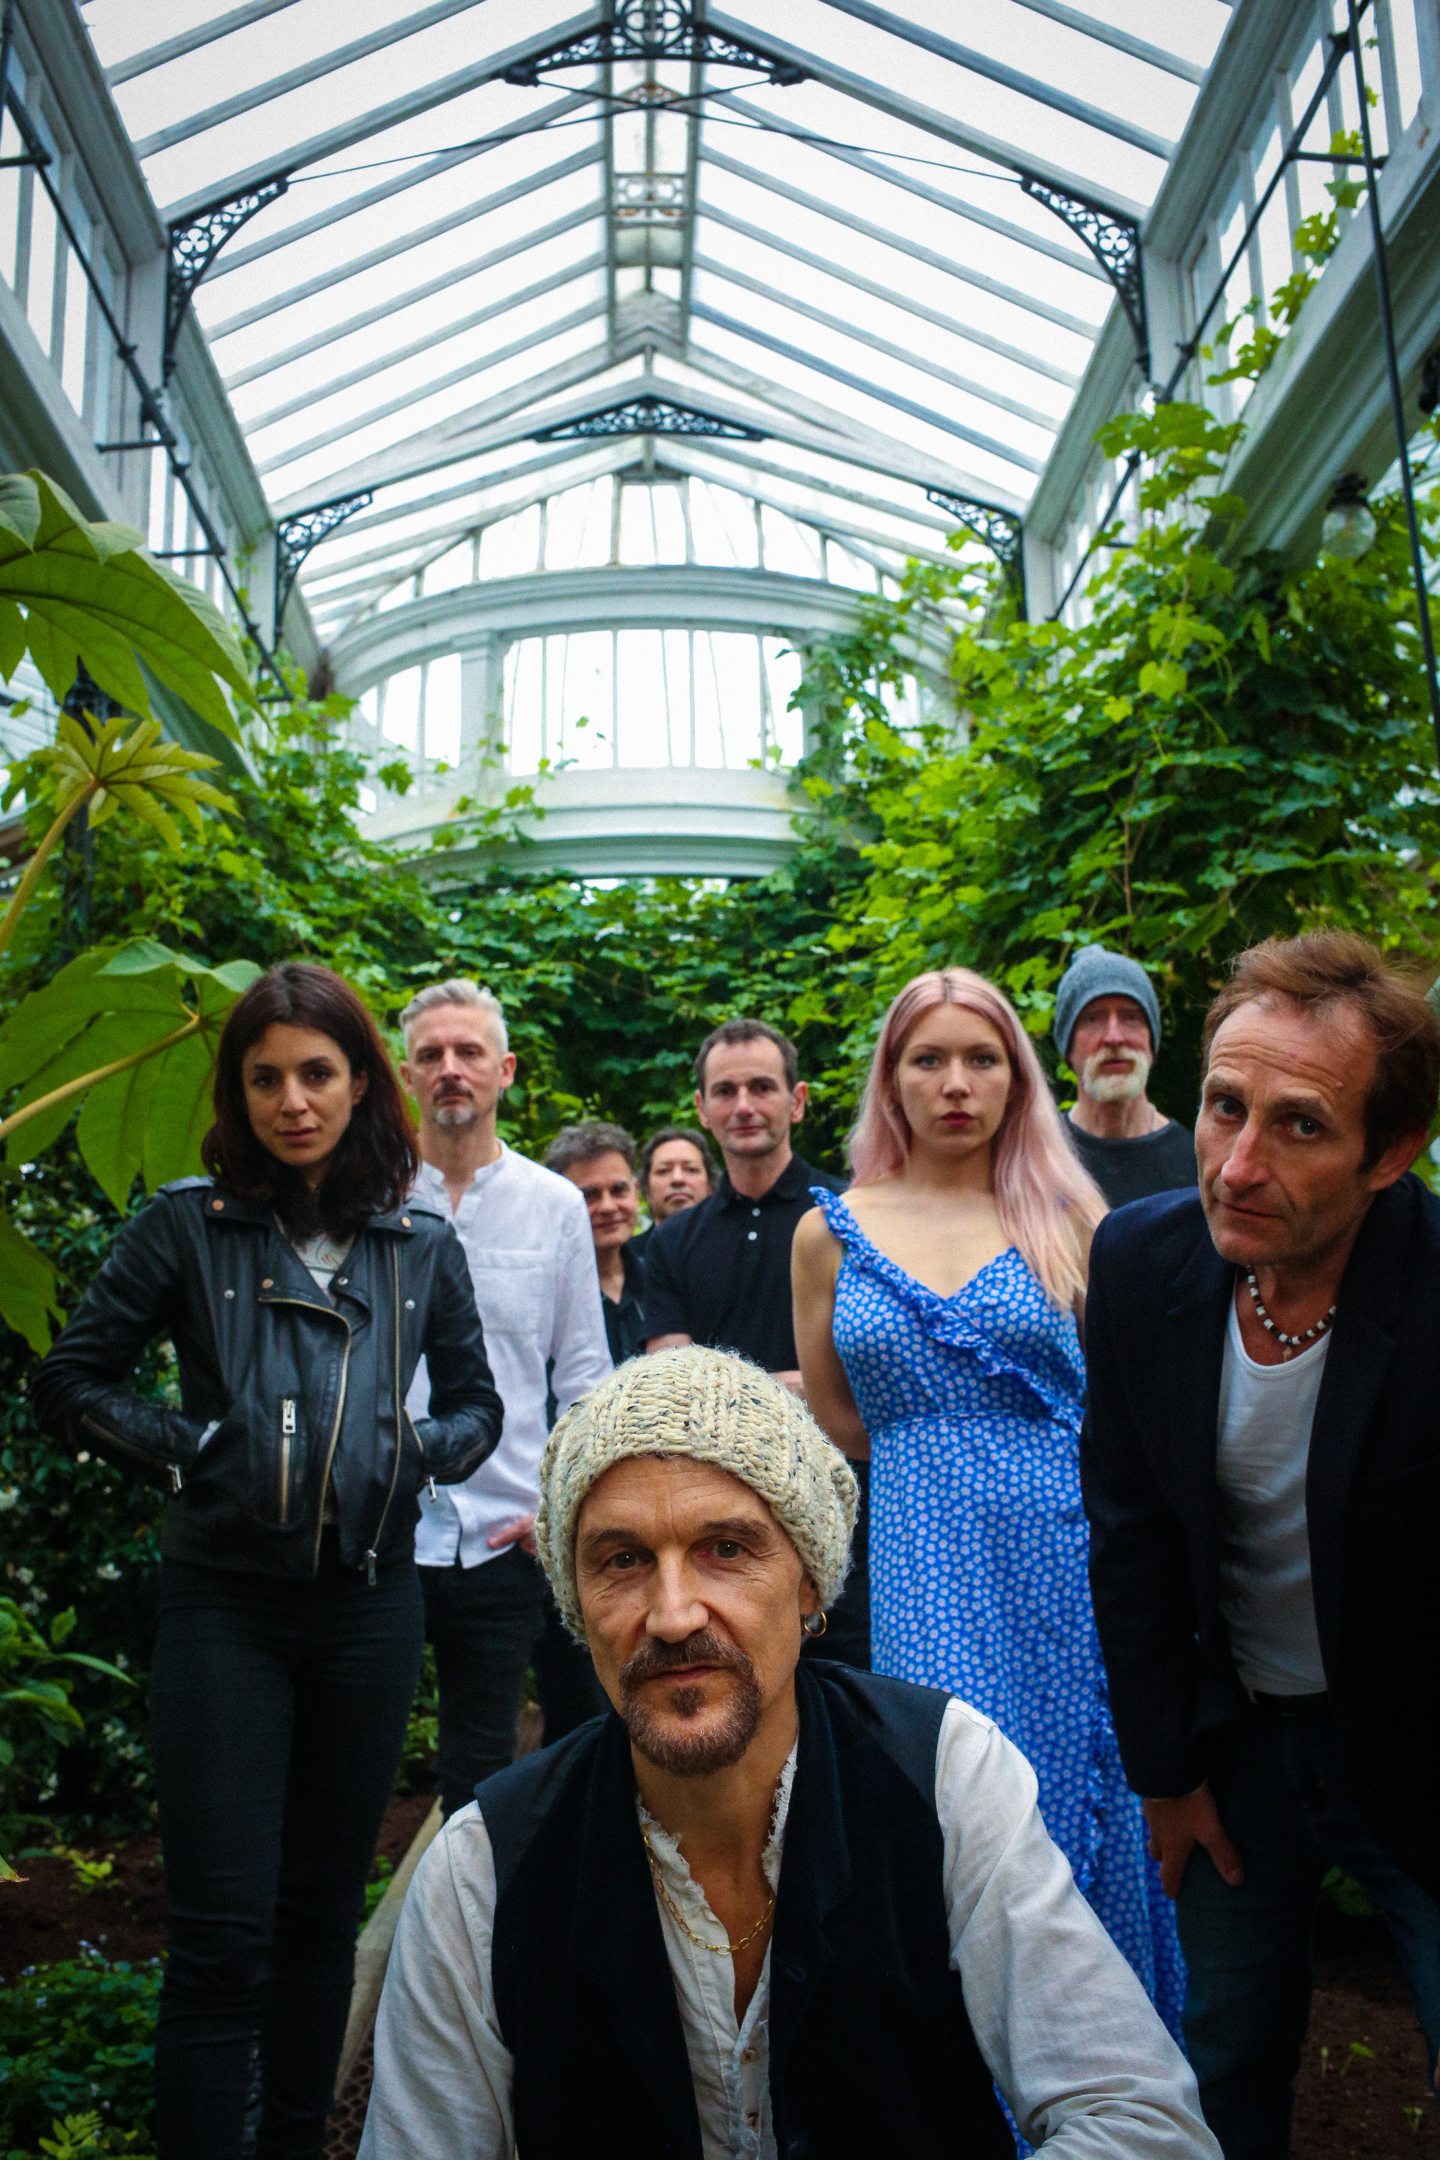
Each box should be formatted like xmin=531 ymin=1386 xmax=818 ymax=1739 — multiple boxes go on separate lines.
xmin=148 ymin=1544 xmax=423 ymax=2160
xmin=420 ymin=1544 xmax=550 ymax=1815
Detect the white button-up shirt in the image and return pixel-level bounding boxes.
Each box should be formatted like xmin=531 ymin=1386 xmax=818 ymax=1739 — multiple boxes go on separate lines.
xmin=407 ymin=1145 xmax=612 ymax=1567
xmin=359 ymin=1697 xmax=1220 ymax=2158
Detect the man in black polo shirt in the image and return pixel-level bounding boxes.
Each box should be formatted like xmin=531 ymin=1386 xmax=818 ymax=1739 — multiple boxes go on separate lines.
xmin=643 ymin=1017 xmax=869 ymax=1666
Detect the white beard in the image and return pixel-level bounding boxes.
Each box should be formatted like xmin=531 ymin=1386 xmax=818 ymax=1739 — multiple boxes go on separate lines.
xmin=1080 ymin=1047 xmax=1152 ymax=1103
xmin=432 ymin=1100 xmax=479 ymax=1130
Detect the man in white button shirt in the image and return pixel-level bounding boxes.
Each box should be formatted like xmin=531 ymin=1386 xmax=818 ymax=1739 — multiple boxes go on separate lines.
xmin=1083 ymin=932 xmax=1440 ymax=2158
xmin=362 ymin=1347 xmax=1217 ymax=2160
xmin=399 ymin=980 xmax=612 ymax=1815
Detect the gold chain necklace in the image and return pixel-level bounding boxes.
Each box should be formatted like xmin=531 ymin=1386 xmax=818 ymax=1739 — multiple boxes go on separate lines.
xmin=642 ymin=1828 xmax=776 ymax=1955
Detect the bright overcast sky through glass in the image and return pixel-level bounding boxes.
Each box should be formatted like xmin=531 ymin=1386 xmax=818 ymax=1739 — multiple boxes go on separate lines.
xmin=79 ymin=0 xmax=1233 ymax=638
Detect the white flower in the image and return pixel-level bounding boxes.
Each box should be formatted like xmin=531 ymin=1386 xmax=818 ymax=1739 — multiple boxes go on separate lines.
xmin=95 ymin=1562 xmax=122 ymax=1582
xmin=0 ymin=1486 xmax=19 ymax=1512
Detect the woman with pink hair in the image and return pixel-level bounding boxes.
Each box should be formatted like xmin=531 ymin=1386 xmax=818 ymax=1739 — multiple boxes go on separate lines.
xmin=793 ymin=967 xmax=1183 ymax=2042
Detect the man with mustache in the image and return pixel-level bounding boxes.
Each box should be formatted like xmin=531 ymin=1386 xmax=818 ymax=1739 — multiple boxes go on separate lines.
xmin=1053 ymin=945 xmax=1197 ymax=1207
xmin=399 ymin=980 xmax=612 ymax=1814
xmin=361 ymin=1347 xmax=1219 ymax=2159
xmin=1082 ymin=933 xmax=1440 ymax=2158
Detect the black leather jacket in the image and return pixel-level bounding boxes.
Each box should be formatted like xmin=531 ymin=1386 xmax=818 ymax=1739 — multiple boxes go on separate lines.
xmin=30 ymin=1178 xmax=503 ymax=1582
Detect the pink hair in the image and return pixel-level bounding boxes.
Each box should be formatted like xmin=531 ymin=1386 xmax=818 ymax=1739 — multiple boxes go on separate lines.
xmin=848 ymin=968 xmax=1107 ymax=1309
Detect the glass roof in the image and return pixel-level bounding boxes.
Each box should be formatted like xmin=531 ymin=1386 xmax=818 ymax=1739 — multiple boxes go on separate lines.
xmin=79 ymin=0 xmax=1233 ymax=639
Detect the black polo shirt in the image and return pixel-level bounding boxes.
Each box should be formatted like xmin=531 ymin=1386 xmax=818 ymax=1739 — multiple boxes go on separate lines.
xmin=602 ymin=1239 xmax=649 ymax=1366
xmin=641 ymin=1152 xmax=844 ymax=1372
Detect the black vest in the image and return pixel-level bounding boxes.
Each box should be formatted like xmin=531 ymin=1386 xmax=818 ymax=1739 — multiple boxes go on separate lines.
xmin=481 ymin=1661 xmax=1012 ymax=2159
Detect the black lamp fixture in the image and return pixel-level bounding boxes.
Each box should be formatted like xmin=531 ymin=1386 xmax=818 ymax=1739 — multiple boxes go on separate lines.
xmin=1320 ymin=471 xmax=1377 ymax=560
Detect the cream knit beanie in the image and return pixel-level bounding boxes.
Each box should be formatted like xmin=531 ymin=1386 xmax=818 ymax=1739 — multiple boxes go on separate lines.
xmin=536 ymin=1345 xmax=858 ymax=1638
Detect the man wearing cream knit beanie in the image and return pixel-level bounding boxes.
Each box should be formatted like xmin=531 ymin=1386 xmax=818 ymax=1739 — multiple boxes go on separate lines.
xmin=361 ymin=1346 xmax=1217 ymax=2160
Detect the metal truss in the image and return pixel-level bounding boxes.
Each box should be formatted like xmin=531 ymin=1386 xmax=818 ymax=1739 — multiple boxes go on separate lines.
xmin=504 ymin=1 xmax=804 ymax=89
xmin=533 ymin=393 xmax=763 ymax=443
xmin=926 ymin=488 xmax=1026 ymax=609
xmin=274 ymin=493 xmax=374 ymax=622
xmin=165 ymin=178 xmax=288 ymax=379
xmin=1019 ymin=176 xmax=1148 ymax=378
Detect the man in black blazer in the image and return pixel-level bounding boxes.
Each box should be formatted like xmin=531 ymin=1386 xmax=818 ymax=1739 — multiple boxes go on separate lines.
xmin=1082 ymin=931 xmax=1440 ymax=2160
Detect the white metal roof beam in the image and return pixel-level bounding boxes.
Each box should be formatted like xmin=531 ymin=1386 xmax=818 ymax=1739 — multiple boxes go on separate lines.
xmin=656 ymin=438 xmax=957 ymax=535
xmin=212 ymin=109 xmax=596 ymax=279
xmin=693 ymin=253 xmax=1056 ymax=432
xmin=247 ymin=253 xmax=607 ymax=430
xmin=704 ymin=10 xmax=1147 ymax=218
xmin=658 ymin=443 xmax=963 ymax=569
xmin=257 ymin=299 xmax=610 ymax=475
xmin=814 ymin=0 xmax=1174 ymax=158
xmin=300 ymin=445 xmax=636 ymax=588
xmin=211 ymin=154 xmax=601 ymax=342
xmin=277 ymin=353 xmax=1015 ymax=516
xmin=688 ymin=302 xmax=1042 ymax=473
xmin=219 ymin=203 xmax=596 ymax=375
xmin=107 ymin=0 xmax=308 ymax=85
xmin=690 ymin=254 xmax=1053 ymax=432
xmin=323 ymin=441 xmax=624 ymax=543
xmin=715 ymin=91 xmax=1104 ymax=281
xmin=135 ymin=0 xmax=498 ymax=159
xmin=1005 ymin=0 xmax=1205 ymax=84
xmin=703 ymin=203 xmax=1079 ymax=389
xmin=702 ymin=145 xmax=1095 ymax=338
xmin=162 ymin=12 xmax=597 ymax=222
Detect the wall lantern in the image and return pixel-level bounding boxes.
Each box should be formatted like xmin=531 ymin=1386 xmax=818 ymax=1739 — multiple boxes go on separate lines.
xmin=1320 ymin=472 xmax=1377 ymax=561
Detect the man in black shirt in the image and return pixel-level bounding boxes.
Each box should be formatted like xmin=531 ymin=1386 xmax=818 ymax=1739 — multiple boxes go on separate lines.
xmin=643 ymin=1018 xmax=867 ymax=1666
xmin=1053 ymin=946 xmax=1197 ymax=1210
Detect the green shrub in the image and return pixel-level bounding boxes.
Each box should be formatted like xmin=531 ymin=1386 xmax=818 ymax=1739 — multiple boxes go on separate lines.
xmin=0 ymin=1951 xmax=158 ymax=2155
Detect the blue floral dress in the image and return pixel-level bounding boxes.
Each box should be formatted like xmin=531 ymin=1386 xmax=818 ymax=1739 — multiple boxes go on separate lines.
xmin=814 ymin=1186 xmax=1184 ymax=2041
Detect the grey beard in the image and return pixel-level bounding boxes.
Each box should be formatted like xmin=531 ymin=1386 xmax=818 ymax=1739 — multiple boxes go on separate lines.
xmin=432 ymin=1100 xmax=478 ymax=1130
xmin=1080 ymin=1049 xmax=1152 ymax=1104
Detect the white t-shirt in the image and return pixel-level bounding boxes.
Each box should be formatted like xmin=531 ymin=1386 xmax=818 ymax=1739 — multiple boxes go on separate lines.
xmin=407 ymin=1146 xmax=612 ymax=1567
xmin=359 ymin=1698 xmax=1219 ymax=2160
xmin=1215 ymin=1297 xmax=1329 ymax=1695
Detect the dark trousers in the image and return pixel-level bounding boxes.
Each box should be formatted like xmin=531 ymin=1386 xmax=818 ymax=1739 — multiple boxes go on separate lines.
xmin=803 ymin=1457 xmax=871 ymax=1671
xmin=1177 ymin=1707 xmax=1440 ymax=2160
xmin=420 ymin=1545 xmax=549 ymax=1815
xmin=148 ymin=1546 xmax=423 ymax=2160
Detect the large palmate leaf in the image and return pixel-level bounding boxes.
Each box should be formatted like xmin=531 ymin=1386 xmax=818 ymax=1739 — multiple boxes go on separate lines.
xmin=0 ymin=1212 xmax=64 ymax=1354
xmin=0 ymin=941 xmax=262 ymax=1212
xmin=0 ymin=470 xmax=251 ymax=738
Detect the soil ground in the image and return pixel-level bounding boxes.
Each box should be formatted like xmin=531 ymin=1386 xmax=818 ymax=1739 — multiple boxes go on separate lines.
xmin=3 ymin=1804 xmax=1435 ymax=2159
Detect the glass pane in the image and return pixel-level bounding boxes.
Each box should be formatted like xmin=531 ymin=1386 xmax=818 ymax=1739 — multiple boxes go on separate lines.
xmin=424 ymin=653 xmax=462 ymax=766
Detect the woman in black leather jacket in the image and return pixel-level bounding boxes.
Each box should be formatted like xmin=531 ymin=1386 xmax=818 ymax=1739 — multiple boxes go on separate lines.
xmin=32 ymin=963 xmax=503 ymax=2160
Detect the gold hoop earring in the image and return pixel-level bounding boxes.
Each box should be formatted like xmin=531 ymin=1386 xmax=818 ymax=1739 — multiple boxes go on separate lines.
xmin=802 ymin=1611 xmax=828 ymax=1639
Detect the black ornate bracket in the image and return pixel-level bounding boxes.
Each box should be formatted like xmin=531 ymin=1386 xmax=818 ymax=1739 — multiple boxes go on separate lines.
xmin=1019 ymin=174 xmax=1148 ymax=378
xmin=274 ymin=491 xmax=373 ymax=621
xmin=534 ymin=393 xmax=763 ymax=442
xmin=505 ymin=0 xmax=803 ymax=88
xmin=165 ymin=176 xmax=289 ymax=378
xmin=927 ymin=488 xmax=1026 ymax=611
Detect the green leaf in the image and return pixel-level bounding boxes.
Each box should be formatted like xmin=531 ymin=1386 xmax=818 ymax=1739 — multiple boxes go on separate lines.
xmin=141 ymin=1030 xmax=216 ymax=1190
xmin=0 ymin=1213 xmax=64 ymax=1351
xmin=0 ymin=470 xmax=251 ymax=737
xmin=75 ymin=1046 xmax=164 ymax=1212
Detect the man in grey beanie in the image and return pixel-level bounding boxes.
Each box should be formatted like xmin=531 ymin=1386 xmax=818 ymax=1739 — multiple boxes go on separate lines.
xmin=361 ymin=1347 xmax=1218 ymax=2160
xmin=1054 ymin=945 xmax=1197 ymax=1209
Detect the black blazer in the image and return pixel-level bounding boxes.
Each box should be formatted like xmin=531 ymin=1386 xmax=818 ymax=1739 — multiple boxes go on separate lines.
xmin=1081 ymin=1175 xmax=1440 ymax=1896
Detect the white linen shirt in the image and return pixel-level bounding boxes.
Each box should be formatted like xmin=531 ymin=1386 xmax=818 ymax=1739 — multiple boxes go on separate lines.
xmin=407 ymin=1145 xmax=612 ymax=1567
xmin=359 ymin=1697 xmax=1220 ymax=2159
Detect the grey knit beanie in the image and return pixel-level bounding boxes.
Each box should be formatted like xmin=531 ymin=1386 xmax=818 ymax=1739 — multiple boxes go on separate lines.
xmin=1053 ymin=944 xmax=1162 ymax=1066
xmin=536 ymin=1346 xmax=858 ymax=1638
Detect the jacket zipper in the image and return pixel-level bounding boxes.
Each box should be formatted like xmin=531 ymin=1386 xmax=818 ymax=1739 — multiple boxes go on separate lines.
xmin=279 ymin=1397 xmax=297 ymax=1525
xmin=80 ymin=1412 xmax=184 ymax=1492
xmin=365 ymin=1249 xmax=426 ymax=1586
xmin=258 ymin=1295 xmax=351 ymax=1577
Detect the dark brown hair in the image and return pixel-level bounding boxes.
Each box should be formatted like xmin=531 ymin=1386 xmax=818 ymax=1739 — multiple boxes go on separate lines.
xmin=639 ymin=1125 xmax=719 ymax=1191
xmin=1203 ymin=932 xmax=1440 ymax=1165
xmin=202 ymin=963 xmax=419 ymax=1234
xmin=694 ymin=1018 xmax=798 ymax=1092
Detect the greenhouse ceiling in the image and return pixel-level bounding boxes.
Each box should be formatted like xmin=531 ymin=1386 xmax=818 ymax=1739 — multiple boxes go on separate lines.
xmin=76 ymin=0 xmax=1233 ymax=639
